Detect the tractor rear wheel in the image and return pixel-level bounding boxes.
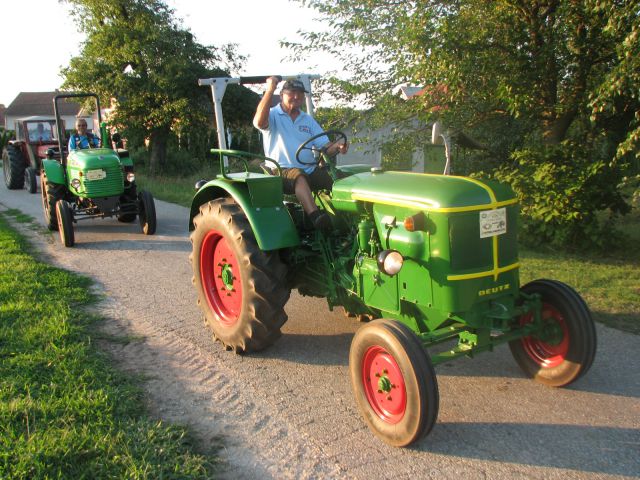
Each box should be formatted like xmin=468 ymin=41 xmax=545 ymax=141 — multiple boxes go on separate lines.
xmin=118 ymin=184 xmax=137 ymax=222
xmin=190 ymin=198 xmax=291 ymax=353
xmin=24 ymin=167 xmax=37 ymax=194
xmin=41 ymin=175 xmax=65 ymax=231
xmin=509 ymin=279 xmax=597 ymax=387
xmin=55 ymin=200 xmax=75 ymax=247
xmin=138 ymin=190 xmax=156 ymax=234
xmin=350 ymin=319 xmax=439 ymax=447
xmin=2 ymin=145 xmax=25 ymax=189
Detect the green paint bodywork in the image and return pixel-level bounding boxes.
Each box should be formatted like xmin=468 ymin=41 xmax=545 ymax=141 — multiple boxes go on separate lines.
xmin=189 ymin=172 xmax=300 ymax=251
xmin=190 ymin=150 xmax=547 ymax=365
xmin=43 ymin=147 xmax=125 ymax=199
xmin=42 ymin=159 xmax=66 ymax=184
xmin=65 ymin=148 xmax=124 ymax=198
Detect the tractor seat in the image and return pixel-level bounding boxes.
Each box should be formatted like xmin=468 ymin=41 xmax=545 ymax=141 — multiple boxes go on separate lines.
xmin=116 ymin=149 xmax=129 ymax=158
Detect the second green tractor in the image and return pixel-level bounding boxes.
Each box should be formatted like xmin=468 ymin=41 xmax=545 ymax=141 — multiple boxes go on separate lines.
xmin=42 ymin=93 xmax=156 ymax=247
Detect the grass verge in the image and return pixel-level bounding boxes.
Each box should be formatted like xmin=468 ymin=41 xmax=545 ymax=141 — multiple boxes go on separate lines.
xmin=135 ymin=168 xmax=209 ymax=208
xmin=0 ymin=212 xmax=218 ymax=478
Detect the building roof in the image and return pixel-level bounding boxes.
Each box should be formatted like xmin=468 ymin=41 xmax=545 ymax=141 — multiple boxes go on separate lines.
xmin=5 ymin=92 xmax=82 ymax=117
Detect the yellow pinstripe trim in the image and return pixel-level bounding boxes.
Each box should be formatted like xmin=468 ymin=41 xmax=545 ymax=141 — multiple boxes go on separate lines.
xmin=350 ymin=192 xmax=516 ymax=213
xmin=447 ymin=262 xmax=520 ymax=281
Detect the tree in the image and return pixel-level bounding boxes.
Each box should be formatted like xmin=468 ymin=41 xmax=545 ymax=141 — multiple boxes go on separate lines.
xmin=290 ymin=0 xmax=639 ymax=249
xmin=61 ymin=0 xmax=249 ymax=174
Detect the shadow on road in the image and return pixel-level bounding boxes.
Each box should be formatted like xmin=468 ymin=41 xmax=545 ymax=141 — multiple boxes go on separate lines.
xmin=418 ymin=421 xmax=639 ymax=477
xmin=255 ymin=332 xmax=353 ymax=367
xmin=73 ymin=239 xmax=189 ymax=252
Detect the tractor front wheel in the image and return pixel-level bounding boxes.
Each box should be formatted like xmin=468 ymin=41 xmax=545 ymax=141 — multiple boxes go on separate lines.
xmin=190 ymin=198 xmax=291 ymax=353
xmin=509 ymin=279 xmax=597 ymax=387
xmin=24 ymin=167 xmax=37 ymax=194
xmin=55 ymin=200 xmax=75 ymax=247
xmin=138 ymin=190 xmax=156 ymax=234
xmin=2 ymin=146 xmax=25 ymax=189
xmin=350 ymin=319 xmax=439 ymax=447
xmin=41 ymin=175 xmax=65 ymax=231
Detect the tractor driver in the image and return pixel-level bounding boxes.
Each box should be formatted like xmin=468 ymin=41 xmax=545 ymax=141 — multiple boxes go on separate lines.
xmin=253 ymin=76 xmax=348 ymax=230
xmin=68 ymin=119 xmax=100 ymax=150
xmin=34 ymin=123 xmax=52 ymax=141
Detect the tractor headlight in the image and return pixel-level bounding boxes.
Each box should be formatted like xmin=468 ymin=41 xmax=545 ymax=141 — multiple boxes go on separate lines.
xmin=126 ymin=172 xmax=135 ymax=182
xmin=377 ymin=250 xmax=404 ymax=276
xmin=71 ymin=179 xmax=81 ymax=190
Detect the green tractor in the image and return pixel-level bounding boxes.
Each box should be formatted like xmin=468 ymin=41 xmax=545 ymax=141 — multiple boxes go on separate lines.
xmin=189 ymin=76 xmax=596 ymax=447
xmin=41 ymin=93 xmax=156 ymax=247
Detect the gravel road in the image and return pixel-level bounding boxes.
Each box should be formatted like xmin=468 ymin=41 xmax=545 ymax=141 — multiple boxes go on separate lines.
xmin=1 ymin=176 xmax=638 ymax=480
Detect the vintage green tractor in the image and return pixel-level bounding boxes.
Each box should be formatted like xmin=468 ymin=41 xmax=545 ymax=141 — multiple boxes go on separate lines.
xmin=189 ymin=76 xmax=596 ymax=447
xmin=41 ymin=93 xmax=157 ymax=247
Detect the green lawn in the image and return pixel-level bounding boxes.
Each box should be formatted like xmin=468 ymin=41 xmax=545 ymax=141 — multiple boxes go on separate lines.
xmin=136 ymin=168 xmax=208 ymax=208
xmin=137 ymin=169 xmax=639 ymax=335
xmin=0 ymin=212 xmax=218 ymax=479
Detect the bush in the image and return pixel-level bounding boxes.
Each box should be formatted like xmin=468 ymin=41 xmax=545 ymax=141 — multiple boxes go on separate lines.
xmin=494 ymin=141 xmax=631 ymax=251
xmin=128 ymin=145 xmax=206 ymax=177
xmin=0 ymin=129 xmax=14 ymax=152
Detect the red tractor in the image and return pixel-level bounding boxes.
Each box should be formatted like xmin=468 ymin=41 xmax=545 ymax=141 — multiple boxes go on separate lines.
xmin=2 ymin=117 xmax=63 ymax=193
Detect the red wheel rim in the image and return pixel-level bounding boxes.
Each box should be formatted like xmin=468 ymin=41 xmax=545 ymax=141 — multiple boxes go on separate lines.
xmin=520 ymin=303 xmax=570 ymax=368
xmin=200 ymin=230 xmax=243 ymax=326
xmin=361 ymin=346 xmax=407 ymax=424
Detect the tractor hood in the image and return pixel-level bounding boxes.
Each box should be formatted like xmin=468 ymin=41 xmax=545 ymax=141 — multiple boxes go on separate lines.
xmin=66 ymin=148 xmax=124 ymax=198
xmin=67 ymin=148 xmax=121 ymax=169
xmin=331 ymin=170 xmax=516 ymax=213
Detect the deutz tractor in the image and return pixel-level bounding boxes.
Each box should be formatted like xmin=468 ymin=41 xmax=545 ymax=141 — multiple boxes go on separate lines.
xmin=189 ymin=75 xmax=597 ymax=447
xmin=41 ymin=93 xmax=157 ymax=247
xmin=2 ymin=116 xmax=60 ymax=193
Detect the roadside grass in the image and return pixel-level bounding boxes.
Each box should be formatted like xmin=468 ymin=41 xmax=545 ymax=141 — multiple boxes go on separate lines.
xmin=135 ymin=167 xmax=210 ymax=208
xmin=138 ymin=169 xmax=639 ymax=335
xmin=0 ymin=213 xmax=218 ymax=478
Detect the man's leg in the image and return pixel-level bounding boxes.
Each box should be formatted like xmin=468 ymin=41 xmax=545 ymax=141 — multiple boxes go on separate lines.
xmin=294 ymin=176 xmax=331 ymax=231
xmin=294 ymin=175 xmax=317 ymax=215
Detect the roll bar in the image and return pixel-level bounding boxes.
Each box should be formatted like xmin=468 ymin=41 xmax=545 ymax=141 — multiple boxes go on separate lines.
xmin=53 ymin=93 xmax=101 ymax=166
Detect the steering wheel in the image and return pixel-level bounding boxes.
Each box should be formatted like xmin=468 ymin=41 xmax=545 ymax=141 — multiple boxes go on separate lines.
xmin=295 ymin=130 xmax=348 ymax=166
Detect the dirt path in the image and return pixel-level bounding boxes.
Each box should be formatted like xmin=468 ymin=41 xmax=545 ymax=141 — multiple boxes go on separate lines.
xmin=1 ymin=181 xmax=639 ymax=479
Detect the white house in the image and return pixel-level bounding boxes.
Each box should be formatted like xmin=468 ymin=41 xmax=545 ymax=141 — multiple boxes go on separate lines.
xmin=4 ymin=92 xmax=93 ymax=132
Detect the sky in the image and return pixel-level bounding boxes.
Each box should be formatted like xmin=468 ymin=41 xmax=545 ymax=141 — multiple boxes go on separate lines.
xmin=0 ymin=0 xmax=331 ymax=107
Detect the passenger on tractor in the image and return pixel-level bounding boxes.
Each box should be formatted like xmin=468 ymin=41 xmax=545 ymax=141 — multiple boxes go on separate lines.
xmin=68 ymin=118 xmax=100 ymax=150
xmin=253 ymin=76 xmax=348 ymax=230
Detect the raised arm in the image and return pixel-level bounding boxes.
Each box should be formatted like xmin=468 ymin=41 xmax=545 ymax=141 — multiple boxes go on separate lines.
xmin=252 ymin=76 xmax=280 ymax=130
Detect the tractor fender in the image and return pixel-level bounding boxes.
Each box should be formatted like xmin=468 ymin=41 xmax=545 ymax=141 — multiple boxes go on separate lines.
xmin=189 ymin=179 xmax=300 ymax=251
xmin=41 ymin=159 xmax=66 ymax=184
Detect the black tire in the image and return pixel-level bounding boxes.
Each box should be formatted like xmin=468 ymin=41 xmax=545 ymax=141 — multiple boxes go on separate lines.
xmin=55 ymin=200 xmax=75 ymax=247
xmin=41 ymin=174 xmax=65 ymax=231
xmin=190 ymin=198 xmax=291 ymax=353
xmin=3 ymin=145 xmax=25 ymax=189
xmin=24 ymin=167 xmax=37 ymax=194
xmin=138 ymin=190 xmax=156 ymax=235
xmin=509 ymin=279 xmax=597 ymax=387
xmin=350 ymin=319 xmax=439 ymax=447
xmin=118 ymin=183 xmax=138 ymax=222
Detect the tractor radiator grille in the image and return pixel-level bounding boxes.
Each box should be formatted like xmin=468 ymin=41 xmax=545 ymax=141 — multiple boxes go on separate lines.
xmin=83 ymin=166 xmax=124 ymax=197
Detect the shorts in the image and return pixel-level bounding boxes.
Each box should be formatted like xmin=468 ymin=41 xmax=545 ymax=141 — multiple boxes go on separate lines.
xmin=280 ymin=167 xmax=334 ymax=194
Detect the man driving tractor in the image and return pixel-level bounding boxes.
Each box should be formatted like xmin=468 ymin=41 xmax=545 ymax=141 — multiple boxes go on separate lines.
xmin=253 ymin=76 xmax=348 ymax=230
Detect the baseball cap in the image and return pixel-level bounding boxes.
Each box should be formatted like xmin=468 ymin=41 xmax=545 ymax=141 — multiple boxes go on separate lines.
xmin=282 ymin=80 xmax=308 ymax=93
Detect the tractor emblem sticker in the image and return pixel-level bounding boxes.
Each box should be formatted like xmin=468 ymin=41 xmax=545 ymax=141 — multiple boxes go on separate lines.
xmin=479 ymin=208 xmax=507 ymax=238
